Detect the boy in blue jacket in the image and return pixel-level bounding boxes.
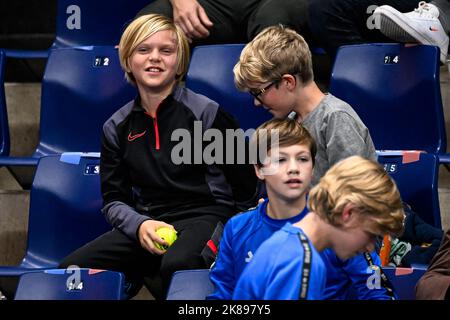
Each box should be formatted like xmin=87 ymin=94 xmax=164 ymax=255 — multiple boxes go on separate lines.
xmin=233 ymin=155 xmax=405 ymax=300
xmin=209 ymin=118 xmax=401 ymax=300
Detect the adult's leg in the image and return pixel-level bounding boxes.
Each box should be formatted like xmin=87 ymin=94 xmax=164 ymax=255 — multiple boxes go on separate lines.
xmin=59 ymin=229 xmax=161 ymax=299
xmin=309 ymin=0 xmax=419 ymax=57
xmin=136 ymin=0 xmax=173 ymax=19
xmin=247 ymin=0 xmax=313 ymax=43
xmin=136 ymin=0 xmax=251 ymax=44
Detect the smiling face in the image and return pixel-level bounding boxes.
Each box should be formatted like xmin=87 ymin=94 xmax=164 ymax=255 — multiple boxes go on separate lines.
xmin=256 ymin=144 xmax=313 ymax=203
xmin=128 ymin=29 xmax=179 ymax=94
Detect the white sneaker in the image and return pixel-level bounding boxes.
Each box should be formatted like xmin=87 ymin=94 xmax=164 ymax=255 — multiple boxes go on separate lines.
xmin=374 ymin=2 xmax=449 ymax=63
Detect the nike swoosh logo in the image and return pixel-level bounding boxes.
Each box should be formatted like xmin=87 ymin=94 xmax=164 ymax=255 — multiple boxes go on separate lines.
xmin=429 ymin=26 xmax=439 ymax=32
xmin=128 ymin=130 xmax=147 ymax=142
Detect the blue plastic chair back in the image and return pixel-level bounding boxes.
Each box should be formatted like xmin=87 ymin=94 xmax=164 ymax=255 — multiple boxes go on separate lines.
xmin=54 ymin=0 xmax=151 ymax=47
xmin=0 ymin=50 xmax=10 ymax=156
xmin=330 ymin=44 xmax=446 ymax=155
xmin=186 ymin=44 xmax=271 ymax=131
xmin=35 ymin=45 xmax=136 ymax=157
xmin=0 ymin=2 xmax=146 ymax=162
xmin=15 ymin=268 xmax=125 ymax=300
xmin=377 ymin=152 xmax=441 ymax=228
xmin=382 ymin=266 xmax=427 ymax=300
xmin=0 ymin=154 xmax=111 ymax=276
xmin=166 ymin=269 xmax=214 ymax=300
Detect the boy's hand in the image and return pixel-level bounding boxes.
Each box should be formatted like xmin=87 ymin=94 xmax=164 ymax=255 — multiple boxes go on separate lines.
xmin=138 ymin=220 xmax=176 ymax=255
xmin=170 ymin=0 xmax=213 ymax=42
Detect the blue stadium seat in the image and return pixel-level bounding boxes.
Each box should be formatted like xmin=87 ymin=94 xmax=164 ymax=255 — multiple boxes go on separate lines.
xmin=186 ymin=44 xmax=271 ymax=131
xmin=3 ymin=0 xmax=152 ymax=54
xmin=0 ymin=154 xmax=111 ymax=277
xmin=0 ymin=50 xmax=45 ymax=160
xmin=15 ymin=268 xmax=126 ymax=300
xmin=0 ymin=45 xmax=136 ymax=166
xmin=377 ymin=151 xmax=441 ymax=228
xmin=1 ymin=1 xmax=147 ymax=162
xmin=166 ymin=269 xmax=214 ymax=300
xmin=382 ymin=266 xmax=427 ymax=300
xmin=330 ymin=43 xmax=450 ymax=164
xmin=54 ymin=0 xmax=151 ymax=47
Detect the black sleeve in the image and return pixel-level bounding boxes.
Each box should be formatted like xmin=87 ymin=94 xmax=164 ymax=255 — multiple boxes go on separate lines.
xmin=100 ymin=127 xmax=133 ymax=206
xmin=100 ymin=125 xmax=151 ymax=240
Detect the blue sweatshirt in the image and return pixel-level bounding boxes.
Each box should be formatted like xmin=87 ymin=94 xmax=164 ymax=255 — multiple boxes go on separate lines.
xmin=209 ymin=199 xmax=394 ymax=300
xmin=233 ymin=223 xmax=325 ymax=300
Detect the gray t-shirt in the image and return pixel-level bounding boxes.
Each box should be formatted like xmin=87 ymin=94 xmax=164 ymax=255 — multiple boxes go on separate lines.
xmin=302 ymin=93 xmax=376 ymax=185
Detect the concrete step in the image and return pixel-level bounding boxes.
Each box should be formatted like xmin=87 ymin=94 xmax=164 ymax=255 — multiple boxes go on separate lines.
xmin=5 ymin=83 xmax=41 ymax=157
xmin=0 ymin=190 xmax=29 ymax=265
xmin=0 ymin=168 xmax=21 ymax=190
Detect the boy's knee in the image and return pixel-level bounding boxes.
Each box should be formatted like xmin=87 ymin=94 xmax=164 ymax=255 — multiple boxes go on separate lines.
xmin=160 ymin=253 xmax=205 ymax=279
xmin=58 ymin=249 xmax=92 ymax=270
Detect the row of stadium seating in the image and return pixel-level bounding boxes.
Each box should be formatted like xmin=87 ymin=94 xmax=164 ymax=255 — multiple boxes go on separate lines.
xmin=0 ymin=151 xmax=438 ymax=299
xmin=13 ymin=265 xmax=426 ymax=300
xmin=0 ymin=43 xmax=446 ymax=227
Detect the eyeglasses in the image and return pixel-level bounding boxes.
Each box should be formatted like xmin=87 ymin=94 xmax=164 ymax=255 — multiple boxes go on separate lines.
xmin=249 ymin=81 xmax=277 ymax=103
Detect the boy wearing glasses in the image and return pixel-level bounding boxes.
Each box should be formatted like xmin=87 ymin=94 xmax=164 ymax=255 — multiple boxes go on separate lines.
xmin=234 ymin=25 xmax=376 ymax=185
xmin=229 ymin=26 xmax=395 ymax=300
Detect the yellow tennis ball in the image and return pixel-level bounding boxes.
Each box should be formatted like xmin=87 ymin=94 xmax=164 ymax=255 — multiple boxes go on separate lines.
xmin=155 ymin=227 xmax=177 ymax=251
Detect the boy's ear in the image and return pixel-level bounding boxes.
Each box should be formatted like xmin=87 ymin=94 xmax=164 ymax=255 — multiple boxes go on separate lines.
xmin=341 ymin=203 xmax=356 ymax=224
xmin=254 ymin=165 xmax=265 ymax=180
xmin=282 ymin=74 xmax=297 ymax=90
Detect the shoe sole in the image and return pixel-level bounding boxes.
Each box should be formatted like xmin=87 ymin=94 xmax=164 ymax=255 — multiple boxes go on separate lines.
xmin=376 ymin=8 xmax=448 ymax=63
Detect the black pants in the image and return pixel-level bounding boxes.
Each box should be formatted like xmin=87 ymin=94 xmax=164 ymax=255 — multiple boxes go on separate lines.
xmin=137 ymin=0 xmax=312 ymax=45
xmin=58 ymin=214 xmax=227 ymax=300
xmin=309 ymin=0 xmax=421 ymax=57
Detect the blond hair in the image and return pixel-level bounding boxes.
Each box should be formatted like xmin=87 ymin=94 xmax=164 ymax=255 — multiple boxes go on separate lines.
xmin=308 ymin=156 xmax=405 ymax=237
xmin=251 ymin=118 xmax=316 ymax=167
xmin=234 ymin=25 xmax=313 ymax=91
xmin=118 ymin=14 xmax=190 ymax=85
